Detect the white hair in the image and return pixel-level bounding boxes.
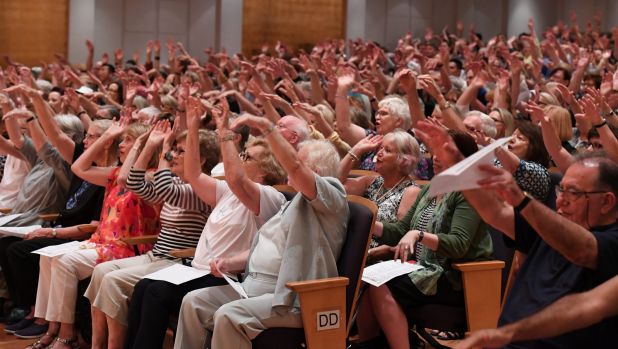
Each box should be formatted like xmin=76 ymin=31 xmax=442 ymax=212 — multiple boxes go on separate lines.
xmin=378 ymin=96 xmax=411 ymax=130
xmin=466 ymin=111 xmax=497 ymax=138
xmin=298 ymin=139 xmax=340 ymax=178
xmin=383 ymin=130 xmax=420 ymax=175
xmin=55 ymin=114 xmax=85 ymax=143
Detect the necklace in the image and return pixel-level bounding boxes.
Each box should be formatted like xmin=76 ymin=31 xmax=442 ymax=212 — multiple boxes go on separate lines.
xmin=375 ymin=176 xmax=408 ymax=203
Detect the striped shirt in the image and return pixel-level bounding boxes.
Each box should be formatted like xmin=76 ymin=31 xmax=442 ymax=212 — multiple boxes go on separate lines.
xmin=126 ymin=168 xmax=210 ymax=259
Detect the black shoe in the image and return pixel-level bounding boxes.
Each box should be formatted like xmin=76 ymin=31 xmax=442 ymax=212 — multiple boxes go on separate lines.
xmin=4 ymin=317 xmax=34 ymax=333
xmin=4 ymin=307 xmax=28 ymax=325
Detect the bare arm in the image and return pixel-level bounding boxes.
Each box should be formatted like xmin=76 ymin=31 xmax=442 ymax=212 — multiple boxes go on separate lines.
xmin=183 ymin=97 xmax=217 ymax=207
xmin=29 ymin=91 xmax=76 ymax=163
xmin=335 ymin=74 xmax=367 ymax=145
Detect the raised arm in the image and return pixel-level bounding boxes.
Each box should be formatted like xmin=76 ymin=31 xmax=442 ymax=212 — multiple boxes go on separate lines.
xmin=183 ymin=97 xmax=217 ymax=207
xmin=337 ymin=135 xmax=382 ymax=196
xmin=231 ymin=114 xmax=318 ymax=199
xmin=27 ymin=87 xmax=76 ymax=163
xmin=71 ymin=116 xmax=126 ymax=186
xmin=396 ymin=69 xmax=425 ymax=128
xmin=213 ymin=98 xmax=262 ymax=215
xmin=527 ymin=102 xmax=573 ymax=173
xmin=335 ymin=73 xmax=367 ymax=146
xmin=581 ymin=96 xmax=618 ymax=163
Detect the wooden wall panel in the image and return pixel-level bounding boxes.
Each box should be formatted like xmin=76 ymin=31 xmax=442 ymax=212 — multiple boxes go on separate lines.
xmin=0 ymin=0 xmax=68 ymax=67
xmin=242 ymin=0 xmax=345 ymax=57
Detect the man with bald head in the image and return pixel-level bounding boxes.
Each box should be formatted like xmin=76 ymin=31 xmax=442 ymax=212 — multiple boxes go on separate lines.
xmin=275 ymin=115 xmax=309 ymax=150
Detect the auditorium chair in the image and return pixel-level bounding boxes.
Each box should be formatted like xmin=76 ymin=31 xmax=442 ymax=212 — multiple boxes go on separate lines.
xmin=251 ymin=195 xmax=377 ymax=349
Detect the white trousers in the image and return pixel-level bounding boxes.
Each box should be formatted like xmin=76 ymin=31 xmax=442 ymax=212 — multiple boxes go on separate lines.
xmin=174 ymin=273 xmax=302 ymax=349
xmin=34 ymin=249 xmax=98 ymax=323
xmin=84 ymin=252 xmax=177 ymax=325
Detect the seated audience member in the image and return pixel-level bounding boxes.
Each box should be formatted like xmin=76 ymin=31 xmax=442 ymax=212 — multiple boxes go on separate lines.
xmin=456 ymin=273 xmax=618 ymax=349
xmin=489 ymin=107 xmax=516 ymax=138
xmin=419 ymin=120 xmax=618 ymax=347
xmin=173 ymin=115 xmax=348 ymax=349
xmin=0 ymin=98 xmax=29 ymax=209
xmin=0 ymin=105 xmax=84 ymax=227
xmin=463 ymin=110 xmax=497 ymax=144
xmin=1 ymin=117 xmax=111 ymax=336
xmin=497 ymin=121 xmax=551 ymax=200
xmin=335 ymin=73 xmax=411 ymax=171
xmin=123 ymin=98 xmax=287 ymax=349
xmin=29 ymin=119 xmax=160 ymax=349
xmin=338 ymin=130 xmax=422 ymax=249
xmin=85 ymin=120 xmax=219 ymax=349
xmin=353 ymin=128 xmax=492 ymax=348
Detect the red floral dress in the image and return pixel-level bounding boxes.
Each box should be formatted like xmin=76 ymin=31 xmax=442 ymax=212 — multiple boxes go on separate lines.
xmin=88 ymin=167 xmax=161 ymax=263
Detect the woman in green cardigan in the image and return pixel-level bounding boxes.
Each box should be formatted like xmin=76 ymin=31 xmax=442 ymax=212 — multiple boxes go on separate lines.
xmin=353 ymin=130 xmax=493 ymax=349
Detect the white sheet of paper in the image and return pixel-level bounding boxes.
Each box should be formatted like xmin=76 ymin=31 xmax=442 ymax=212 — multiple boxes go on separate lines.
xmin=362 ymin=260 xmax=424 ymax=287
xmin=0 ymin=225 xmax=42 ymax=238
xmin=32 ymin=241 xmax=82 ymax=257
xmin=142 ymin=264 xmax=210 ymax=285
xmin=0 ymin=213 xmax=23 ymax=226
xmin=222 ymin=273 xmax=248 ymax=299
xmin=427 ymin=137 xmax=511 ymax=197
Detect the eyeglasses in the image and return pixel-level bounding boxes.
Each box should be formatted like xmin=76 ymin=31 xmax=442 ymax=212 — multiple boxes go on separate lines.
xmin=85 ymin=133 xmax=100 ymax=140
xmin=555 ymin=185 xmax=608 ymax=201
xmin=239 ymin=151 xmax=254 ymax=162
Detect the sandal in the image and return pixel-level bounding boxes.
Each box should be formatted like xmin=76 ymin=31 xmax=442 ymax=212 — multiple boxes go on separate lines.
xmin=25 ymin=332 xmax=56 ymax=349
xmin=52 ymin=336 xmax=80 ymax=349
xmin=435 ymin=330 xmax=464 ymax=340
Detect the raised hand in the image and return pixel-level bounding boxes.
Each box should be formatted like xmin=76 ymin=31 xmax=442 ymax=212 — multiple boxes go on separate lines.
xmin=337 ymin=73 xmax=355 ymax=92
xmin=350 ymin=134 xmax=383 ymax=156
xmin=185 ymin=96 xmax=204 ymax=129
xmin=212 ymin=97 xmax=230 ymax=131
xmin=524 ymin=101 xmax=548 ymax=124
xmin=86 ymin=40 xmax=94 ymax=52
xmin=414 ymin=119 xmax=463 ymax=167
xmin=146 ymin=119 xmax=172 ymax=148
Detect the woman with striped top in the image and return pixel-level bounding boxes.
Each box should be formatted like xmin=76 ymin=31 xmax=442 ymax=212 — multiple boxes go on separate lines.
xmin=84 ymin=120 xmax=220 ymax=349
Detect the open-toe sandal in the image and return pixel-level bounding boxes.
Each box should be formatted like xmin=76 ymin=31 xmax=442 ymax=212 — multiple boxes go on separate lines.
xmin=52 ymin=336 xmax=80 ymax=349
xmin=435 ymin=330 xmax=464 ymax=340
xmin=25 ymin=332 xmax=56 ymax=349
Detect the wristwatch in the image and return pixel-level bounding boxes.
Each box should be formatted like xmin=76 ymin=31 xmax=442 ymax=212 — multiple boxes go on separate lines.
xmin=51 ymin=228 xmax=58 ymax=238
xmin=417 ymin=230 xmax=425 ymax=243
xmin=514 ymin=191 xmax=533 ymax=213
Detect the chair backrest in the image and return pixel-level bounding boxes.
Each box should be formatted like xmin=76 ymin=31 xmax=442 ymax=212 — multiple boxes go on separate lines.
xmin=338 ymin=195 xmax=377 ymax=332
xmin=348 ymin=169 xmax=380 ymax=178
xmin=487 ymin=227 xmax=514 ymax=299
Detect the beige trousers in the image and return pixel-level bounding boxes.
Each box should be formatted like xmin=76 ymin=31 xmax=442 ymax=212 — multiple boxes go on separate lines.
xmin=34 ymin=248 xmax=98 ymax=323
xmin=84 ymin=252 xmax=177 ymax=325
xmin=174 ymin=273 xmax=302 ymax=349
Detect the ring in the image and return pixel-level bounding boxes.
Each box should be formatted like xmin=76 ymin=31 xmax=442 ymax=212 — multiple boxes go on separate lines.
xmin=405 ymin=246 xmax=410 ymax=250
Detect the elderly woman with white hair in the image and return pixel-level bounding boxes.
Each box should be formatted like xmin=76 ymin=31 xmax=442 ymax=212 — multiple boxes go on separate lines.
xmin=336 ymin=72 xmax=412 ymax=171
xmin=173 ymin=113 xmax=349 ymax=349
xmin=339 ymin=130 xmax=422 ymax=251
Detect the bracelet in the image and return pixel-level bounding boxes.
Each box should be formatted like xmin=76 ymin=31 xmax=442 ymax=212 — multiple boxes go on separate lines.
xmin=593 ymin=119 xmax=608 ymax=129
xmin=441 ymin=101 xmax=453 ymax=110
xmin=335 ymin=94 xmax=348 ymax=99
xmin=219 ymin=133 xmax=235 ymax=142
xmin=26 ymin=115 xmax=36 ymax=123
xmin=77 ymin=110 xmax=87 ymax=117
xmin=347 ymin=150 xmax=359 ymax=162
xmin=262 ymin=123 xmax=275 ymax=136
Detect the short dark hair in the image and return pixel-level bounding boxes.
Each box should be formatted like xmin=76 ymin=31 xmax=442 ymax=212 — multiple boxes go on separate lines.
xmin=449 ymin=58 xmax=463 ymax=71
xmin=448 ymin=129 xmax=478 ymax=158
xmin=550 ymin=67 xmax=571 ymax=82
xmin=102 ymin=63 xmax=116 ymax=74
xmin=515 ymin=121 xmax=550 ymax=168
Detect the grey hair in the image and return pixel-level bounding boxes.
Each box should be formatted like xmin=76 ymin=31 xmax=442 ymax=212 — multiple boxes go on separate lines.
xmin=378 ymin=95 xmax=411 ymax=130
xmin=284 ymin=116 xmax=310 ymax=143
xmin=55 ymin=114 xmax=85 ymax=143
xmin=383 ymin=130 xmax=420 ymax=175
xmin=298 ymin=139 xmax=340 ymax=178
xmin=467 ymin=111 xmax=497 ymax=138
xmin=140 ymin=106 xmax=161 ymax=119
xmin=132 ymin=95 xmax=149 ymax=109
xmin=35 ymin=79 xmax=53 ymax=96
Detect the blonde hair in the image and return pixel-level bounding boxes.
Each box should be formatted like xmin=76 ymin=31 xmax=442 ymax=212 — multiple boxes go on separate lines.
xmin=246 ymin=138 xmax=287 ymax=185
xmin=544 ymin=105 xmax=573 ymax=142
xmin=383 ymin=130 xmax=420 ymax=175
xmin=175 ymin=129 xmax=220 ymax=174
xmin=125 ymin=123 xmax=159 ymax=168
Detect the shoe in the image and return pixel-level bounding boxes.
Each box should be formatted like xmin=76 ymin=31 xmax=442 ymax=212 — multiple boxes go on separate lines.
xmin=14 ymin=322 xmax=49 ymax=339
xmin=435 ymin=330 xmax=464 ymax=340
xmin=4 ymin=307 xmax=28 ymax=325
xmin=25 ymin=332 xmax=56 ymax=349
xmin=347 ymin=335 xmax=386 ymax=349
xmin=4 ymin=317 xmax=34 ymax=333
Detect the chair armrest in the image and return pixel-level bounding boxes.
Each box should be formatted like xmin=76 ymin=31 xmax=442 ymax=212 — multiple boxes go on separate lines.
xmin=285 ymin=277 xmax=348 ymax=349
xmin=39 ymin=213 xmax=60 ymax=222
xmin=0 ymin=208 xmax=12 ymax=214
xmin=121 ymin=235 xmax=159 ymax=245
xmin=453 ymin=260 xmax=505 ymax=331
xmin=76 ymin=224 xmax=98 ymax=234
xmin=169 ymin=247 xmax=196 ymax=259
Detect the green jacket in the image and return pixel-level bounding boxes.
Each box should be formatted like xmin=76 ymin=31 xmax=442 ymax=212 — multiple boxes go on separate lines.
xmin=381 ymin=185 xmax=493 ymax=295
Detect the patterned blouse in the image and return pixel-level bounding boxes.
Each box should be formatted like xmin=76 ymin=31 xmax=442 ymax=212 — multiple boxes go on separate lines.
xmin=88 ymin=167 xmax=161 ymax=264
xmin=365 ymin=176 xmax=418 ymax=247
